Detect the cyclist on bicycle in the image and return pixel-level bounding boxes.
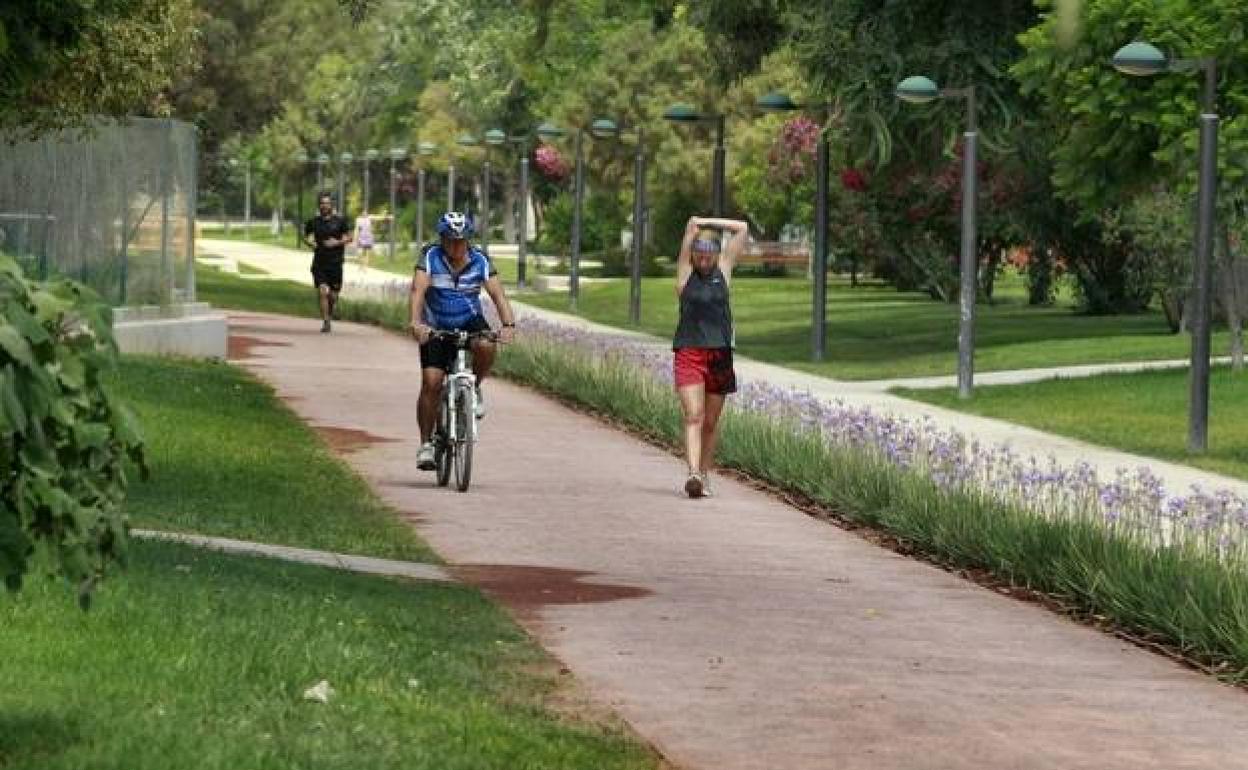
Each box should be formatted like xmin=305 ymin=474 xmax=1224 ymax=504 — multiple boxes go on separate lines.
xmin=409 ymin=211 xmax=517 ymax=470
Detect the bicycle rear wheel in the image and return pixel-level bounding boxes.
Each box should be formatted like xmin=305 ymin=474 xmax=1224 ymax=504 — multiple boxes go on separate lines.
xmin=453 ymin=386 xmax=474 ymax=492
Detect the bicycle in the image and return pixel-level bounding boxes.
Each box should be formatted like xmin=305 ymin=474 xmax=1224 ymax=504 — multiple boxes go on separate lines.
xmin=428 ymin=329 xmax=498 ymax=492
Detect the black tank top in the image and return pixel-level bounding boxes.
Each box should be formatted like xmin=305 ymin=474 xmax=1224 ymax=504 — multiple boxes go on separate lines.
xmin=673 ymin=267 xmax=734 ymax=350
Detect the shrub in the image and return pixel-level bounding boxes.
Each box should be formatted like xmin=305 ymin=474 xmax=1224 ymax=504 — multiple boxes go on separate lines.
xmin=0 ymin=257 xmax=145 ymax=605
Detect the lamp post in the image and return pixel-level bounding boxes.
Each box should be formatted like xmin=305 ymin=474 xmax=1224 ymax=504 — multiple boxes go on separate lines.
xmin=363 ymin=148 xmax=379 ymax=213
xmin=537 ymin=121 xmax=587 ymax=305
xmin=491 ymin=132 xmax=535 ymax=287
xmin=583 ymin=118 xmax=648 ymax=325
xmin=456 ymin=133 xmax=482 ymax=223
xmin=294 ymin=150 xmax=310 ymax=248
xmin=416 ymin=141 xmax=437 ymax=249
xmin=483 ymin=128 xmax=508 ymax=256
xmin=388 ymin=147 xmax=406 ymax=260
xmin=229 ymin=158 xmax=252 ymax=239
xmin=896 ymin=75 xmax=978 ymax=399
xmin=757 ymin=91 xmax=833 ymax=361
xmin=663 ymin=104 xmax=726 ymax=216
xmin=1113 ymin=41 xmax=1219 ymax=452
xmin=337 ymin=151 xmax=354 ymax=213
xmin=316 ymin=152 xmax=328 ymax=192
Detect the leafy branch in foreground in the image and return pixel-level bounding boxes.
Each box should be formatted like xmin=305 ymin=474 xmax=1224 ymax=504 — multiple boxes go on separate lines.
xmin=0 ymin=257 xmax=146 ymax=606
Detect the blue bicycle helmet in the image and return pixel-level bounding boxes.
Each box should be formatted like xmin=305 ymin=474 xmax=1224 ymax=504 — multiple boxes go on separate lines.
xmin=436 ymin=211 xmax=474 ymax=239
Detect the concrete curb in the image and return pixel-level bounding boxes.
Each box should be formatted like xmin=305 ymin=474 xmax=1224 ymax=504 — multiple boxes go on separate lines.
xmin=132 ymin=529 xmax=455 ymax=583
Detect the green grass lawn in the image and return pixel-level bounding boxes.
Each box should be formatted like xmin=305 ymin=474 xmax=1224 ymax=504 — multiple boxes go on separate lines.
xmin=895 ymin=365 xmax=1248 ymax=482
xmin=117 ymin=356 xmax=430 ymax=560
xmin=196 ymin=264 xmax=318 ymax=318
xmin=0 ymin=355 xmax=659 ymax=769
xmin=0 ymin=540 xmax=656 ymax=770
xmin=523 ymin=272 xmax=1227 ymax=381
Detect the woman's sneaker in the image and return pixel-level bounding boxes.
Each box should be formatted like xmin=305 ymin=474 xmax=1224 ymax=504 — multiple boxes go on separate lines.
xmin=474 ymin=385 xmax=486 ymax=420
xmin=417 ymin=442 xmax=436 ymax=470
xmin=683 ymin=472 xmax=704 ymax=498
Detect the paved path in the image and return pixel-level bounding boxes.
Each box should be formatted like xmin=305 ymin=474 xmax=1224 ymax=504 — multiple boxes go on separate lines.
xmin=133 ymin=529 xmax=453 ymax=582
xmin=197 ymin=237 xmax=1248 ymax=499
xmin=227 ymin=309 xmax=1248 ymax=770
xmin=198 ymin=238 xmax=1248 ymax=501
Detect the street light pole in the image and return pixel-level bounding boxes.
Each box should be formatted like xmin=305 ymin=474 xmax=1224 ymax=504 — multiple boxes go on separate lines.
xmin=956 ymin=86 xmax=978 ymax=400
xmin=1112 ymin=43 xmax=1219 ymax=452
xmin=812 ymin=124 xmax=829 ymax=360
xmin=1190 ymin=59 xmax=1218 ymax=451
xmin=663 ymin=104 xmax=728 ymax=217
xmin=631 ymin=124 xmax=647 ymax=326
xmin=417 ymin=167 xmax=426 ymax=247
xmin=295 ymin=151 xmax=307 ymax=249
xmin=447 ymin=160 xmax=456 ymax=211
xmin=570 ymin=128 xmax=585 ymax=309
xmin=416 ymin=141 xmax=437 ymax=251
xmin=896 ymin=76 xmax=980 ymax=398
xmin=388 ymin=147 xmax=405 ymax=260
xmin=518 ymin=150 xmax=530 ymax=288
xmin=243 ymin=160 xmax=251 ymax=239
xmin=712 ymin=115 xmax=726 ymax=216
xmin=756 ymin=91 xmax=834 ymax=360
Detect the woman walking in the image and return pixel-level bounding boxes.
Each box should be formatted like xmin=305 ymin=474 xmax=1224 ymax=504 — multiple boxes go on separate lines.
xmin=355 ymin=210 xmax=376 ymax=271
xmin=672 ymin=215 xmax=749 ymax=498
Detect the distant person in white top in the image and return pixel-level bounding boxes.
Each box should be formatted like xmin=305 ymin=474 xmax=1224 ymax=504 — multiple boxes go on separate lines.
xmin=355 ymin=210 xmax=375 ymax=271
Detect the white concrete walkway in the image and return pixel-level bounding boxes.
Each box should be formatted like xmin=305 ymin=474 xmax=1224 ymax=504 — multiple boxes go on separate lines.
xmin=198 ymin=238 xmax=1248 ymax=501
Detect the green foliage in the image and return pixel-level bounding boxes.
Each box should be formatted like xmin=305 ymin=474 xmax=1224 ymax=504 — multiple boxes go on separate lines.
xmin=1013 ymin=0 xmax=1248 ymax=213
xmin=0 ymin=0 xmax=196 ymax=138
xmin=1100 ymin=187 xmax=1194 ymax=329
xmin=0 ymin=257 xmax=146 ymax=604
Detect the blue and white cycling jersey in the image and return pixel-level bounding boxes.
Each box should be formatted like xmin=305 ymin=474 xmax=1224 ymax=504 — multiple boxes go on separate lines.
xmin=417 ymin=244 xmax=497 ymax=329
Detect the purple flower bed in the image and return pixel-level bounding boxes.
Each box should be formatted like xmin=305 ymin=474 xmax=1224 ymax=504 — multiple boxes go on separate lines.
xmin=514 ymin=315 xmax=1248 ymax=563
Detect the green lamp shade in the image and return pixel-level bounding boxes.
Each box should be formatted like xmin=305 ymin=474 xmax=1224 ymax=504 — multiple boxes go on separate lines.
xmin=456 ymin=133 xmax=480 ymax=146
xmin=663 ymin=103 xmax=703 ymax=122
xmin=365 ymin=148 xmax=380 ymax=161
xmin=536 ymin=121 xmax=566 ymax=139
xmin=757 ymin=91 xmax=800 ymax=112
xmin=896 ymin=75 xmax=940 ymax=104
xmin=317 ymin=153 xmax=330 ymax=163
xmin=417 ymin=141 xmax=437 ymax=155
xmin=339 ymin=152 xmax=354 ymax=163
xmin=484 ymin=129 xmax=507 ymax=145
xmin=1112 ymin=41 xmax=1169 ymax=76
xmin=590 ymin=118 xmax=619 ymax=139
xmin=295 ymin=151 xmax=309 ymax=163
xmin=389 ymin=147 xmax=407 ymax=160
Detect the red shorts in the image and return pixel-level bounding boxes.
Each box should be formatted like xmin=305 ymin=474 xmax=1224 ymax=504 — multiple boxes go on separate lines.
xmin=673 ymin=347 xmax=737 ymax=394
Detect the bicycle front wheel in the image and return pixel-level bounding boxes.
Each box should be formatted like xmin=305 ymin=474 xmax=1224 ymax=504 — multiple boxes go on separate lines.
xmin=453 ymin=385 xmax=474 ymax=492
xmin=434 ymin=403 xmax=452 ymax=488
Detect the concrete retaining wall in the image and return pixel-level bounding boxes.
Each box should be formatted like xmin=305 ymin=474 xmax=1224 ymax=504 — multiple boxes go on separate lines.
xmin=113 ymin=303 xmax=228 ymax=359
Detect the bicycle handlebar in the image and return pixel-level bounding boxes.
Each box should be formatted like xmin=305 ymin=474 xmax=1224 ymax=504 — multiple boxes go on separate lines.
xmin=426 ymin=328 xmax=501 ymax=344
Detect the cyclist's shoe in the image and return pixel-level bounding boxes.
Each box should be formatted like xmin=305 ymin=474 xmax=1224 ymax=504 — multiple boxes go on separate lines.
xmin=474 ymin=385 xmax=486 ymax=420
xmin=417 ymin=442 xmax=436 ymax=470
xmin=321 ymin=319 xmax=331 ymax=334
xmin=683 ymin=472 xmax=704 ymax=499
xmin=701 ymin=474 xmax=713 ymax=498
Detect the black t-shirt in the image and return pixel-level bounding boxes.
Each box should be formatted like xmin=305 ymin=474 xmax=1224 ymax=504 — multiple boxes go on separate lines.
xmin=305 ymin=214 xmax=351 ymax=262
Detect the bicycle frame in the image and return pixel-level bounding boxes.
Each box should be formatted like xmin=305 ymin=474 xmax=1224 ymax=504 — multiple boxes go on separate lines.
xmin=442 ymin=337 xmax=477 ymax=445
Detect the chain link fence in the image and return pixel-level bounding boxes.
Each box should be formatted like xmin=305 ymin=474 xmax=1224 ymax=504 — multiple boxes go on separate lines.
xmin=0 ymin=118 xmax=197 ymax=306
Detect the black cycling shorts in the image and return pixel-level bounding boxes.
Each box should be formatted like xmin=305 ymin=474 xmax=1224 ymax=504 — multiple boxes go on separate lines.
xmin=419 ymin=315 xmax=492 ymax=371
xmin=311 ymin=259 xmax=343 ymax=291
